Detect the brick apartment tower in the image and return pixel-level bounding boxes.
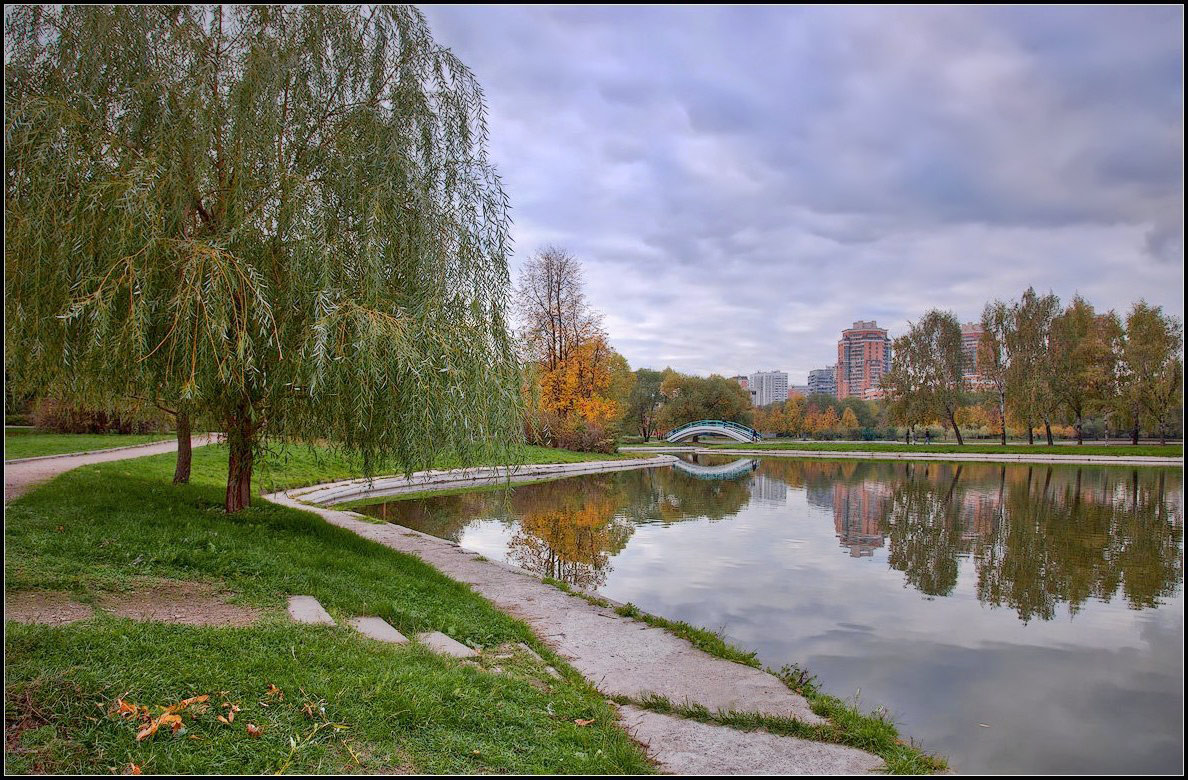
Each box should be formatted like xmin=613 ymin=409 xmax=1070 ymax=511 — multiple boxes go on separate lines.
xmin=837 ymin=321 xmax=892 ymax=399
xmin=960 ymin=322 xmax=984 ymax=387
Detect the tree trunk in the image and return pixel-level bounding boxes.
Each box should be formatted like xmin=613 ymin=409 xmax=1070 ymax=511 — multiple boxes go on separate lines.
xmin=998 ymin=391 xmax=1007 ymax=446
xmin=1075 ymin=413 xmax=1084 ymax=445
xmin=172 ymin=411 xmax=192 ymax=484
xmin=1027 ymin=422 xmax=1034 ymax=445
xmin=948 ymin=408 xmax=964 ymax=445
xmin=1131 ymin=404 xmax=1140 ymax=446
xmin=225 ymin=416 xmax=254 ymax=513
xmin=1044 ymin=419 xmax=1054 ymax=446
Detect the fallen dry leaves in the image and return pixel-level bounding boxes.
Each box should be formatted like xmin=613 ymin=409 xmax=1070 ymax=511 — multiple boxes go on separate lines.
xmin=108 ymin=694 xmax=217 ymax=741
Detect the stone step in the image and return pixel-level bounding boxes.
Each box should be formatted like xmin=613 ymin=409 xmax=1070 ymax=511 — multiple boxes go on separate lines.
xmin=618 ymin=705 xmax=885 ymax=774
xmin=350 ymin=616 xmax=408 ymax=644
xmin=416 ymin=630 xmax=478 ymax=658
xmin=287 ymin=595 xmax=335 ymax=626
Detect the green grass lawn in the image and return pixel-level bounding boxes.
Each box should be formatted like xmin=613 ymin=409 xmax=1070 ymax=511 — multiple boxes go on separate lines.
xmin=695 ymin=441 xmax=1183 ymax=457
xmin=4 ymin=445 xmax=653 ymax=774
xmin=4 ymin=429 xmax=174 ymax=460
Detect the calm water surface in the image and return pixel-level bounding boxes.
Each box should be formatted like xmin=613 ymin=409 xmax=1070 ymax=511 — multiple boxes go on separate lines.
xmin=356 ymin=456 xmax=1184 ymax=774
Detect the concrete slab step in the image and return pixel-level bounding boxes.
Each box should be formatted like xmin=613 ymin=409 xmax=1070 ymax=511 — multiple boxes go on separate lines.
xmin=287 ymin=595 xmax=335 ymax=626
xmin=350 ymin=616 xmax=408 ymax=644
xmin=416 ymin=630 xmax=478 ymax=658
xmin=618 ymin=705 xmax=885 ymax=774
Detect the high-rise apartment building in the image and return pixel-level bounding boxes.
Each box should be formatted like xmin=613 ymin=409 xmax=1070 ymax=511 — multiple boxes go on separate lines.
xmin=788 ymin=385 xmax=809 ymax=399
xmin=807 ymin=365 xmax=837 ymax=398
xmin=837 ymin=321 xmax=891 ymax=399
xmin=960 ymin=322 xmax=984 ymax=387
xmin=748 ymin=370 xmax=788 ymax=407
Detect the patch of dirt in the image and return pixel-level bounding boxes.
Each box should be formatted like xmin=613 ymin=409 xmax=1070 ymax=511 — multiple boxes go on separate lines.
xmin=5 ymin=591 xmax=94 ymax=625
xmin=98 ymin=580 xmax=264 ymax=627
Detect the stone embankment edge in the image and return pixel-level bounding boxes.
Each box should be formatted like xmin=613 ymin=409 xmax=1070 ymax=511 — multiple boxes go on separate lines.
xmin=288 ymin=454 xmax=680 ymax=506
xmin=263 ymin=452 xmax=890 ymax=774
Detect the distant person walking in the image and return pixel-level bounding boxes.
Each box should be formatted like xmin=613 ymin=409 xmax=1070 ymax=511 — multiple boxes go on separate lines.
xmin=925 ymin=430 xmax=932 ymax=445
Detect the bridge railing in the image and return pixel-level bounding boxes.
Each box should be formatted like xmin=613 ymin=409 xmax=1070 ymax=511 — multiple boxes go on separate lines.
xmin=665 ymin=419 xmax=760 ymax=441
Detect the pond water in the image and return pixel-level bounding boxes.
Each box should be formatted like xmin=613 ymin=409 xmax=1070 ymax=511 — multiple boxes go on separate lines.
xmin=354 ymin=455 xmax=1185 ymax=774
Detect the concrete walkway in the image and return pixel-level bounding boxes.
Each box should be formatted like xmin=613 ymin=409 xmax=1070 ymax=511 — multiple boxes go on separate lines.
xmin=4 ymin=434 xmax=219 ymax=502
xmin=620 ymin=444 xmax=1182 ymax=466
xmin=266 ymin=480 xmax=886 ymax=774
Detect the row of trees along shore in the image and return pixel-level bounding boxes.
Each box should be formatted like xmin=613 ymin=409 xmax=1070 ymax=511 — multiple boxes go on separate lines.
xmin=5 ymin=6 xmax=523 ymax=511
xmin=515 ymin=248 xmax=1183 ymax=448
xmin=883 ymin=290 xmax=1182 ymax=445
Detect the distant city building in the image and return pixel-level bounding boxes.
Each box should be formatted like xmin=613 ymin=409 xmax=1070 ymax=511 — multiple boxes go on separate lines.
xmin=748 ymin=370 xmax=788 ymax=407
xmin=807 ymin=365 xmax=837 ymax=398
xmin=788 ymin=385 xmax=809 ymax=399
xmin=961 ymin=322 xmax=985 ymax=387
xmin=837 ymin=321 xmax=891 ymax=399
xmin=732 ymin=374 xmax=757 ymax=405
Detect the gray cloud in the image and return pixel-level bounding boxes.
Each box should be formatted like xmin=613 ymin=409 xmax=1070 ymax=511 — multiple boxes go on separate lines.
xmin=422 ymin=5 xmax=1183 ymax=380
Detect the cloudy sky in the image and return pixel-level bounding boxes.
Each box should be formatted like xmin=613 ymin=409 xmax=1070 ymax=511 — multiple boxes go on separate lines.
xmin=421 ymin=5 xmax=1184 ymax=381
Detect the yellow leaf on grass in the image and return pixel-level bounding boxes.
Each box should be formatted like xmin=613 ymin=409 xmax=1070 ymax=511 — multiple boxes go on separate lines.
xmin=136 ymin=713 xmax=182 ymax=741
xmin=574 ymin=718 xmax=595 ymax=727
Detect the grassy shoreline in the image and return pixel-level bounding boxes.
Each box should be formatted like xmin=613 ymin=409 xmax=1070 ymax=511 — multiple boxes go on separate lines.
xmin=4 ymin=445 xmax=654 ymax=774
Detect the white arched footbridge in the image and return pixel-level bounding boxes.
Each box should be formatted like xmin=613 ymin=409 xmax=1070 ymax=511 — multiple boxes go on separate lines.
xmin=664 ymin=419 xmax=762 ymax=443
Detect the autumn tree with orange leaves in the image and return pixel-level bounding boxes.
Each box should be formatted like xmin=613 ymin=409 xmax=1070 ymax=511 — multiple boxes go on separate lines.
xmin=516 ymin=247 xmax=632 ymax=451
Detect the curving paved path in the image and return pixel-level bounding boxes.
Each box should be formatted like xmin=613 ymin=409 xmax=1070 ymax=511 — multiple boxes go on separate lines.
xmin=268 ymin=481 xmax=887 ymax=774
xmin=4 ymin=434 xmax=219 ymax=502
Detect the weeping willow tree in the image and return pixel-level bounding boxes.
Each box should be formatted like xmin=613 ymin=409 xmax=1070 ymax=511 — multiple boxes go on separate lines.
xmin=5 ymin=5 xmax=522 ymax=511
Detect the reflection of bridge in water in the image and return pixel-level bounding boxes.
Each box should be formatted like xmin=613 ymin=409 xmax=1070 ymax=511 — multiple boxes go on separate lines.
xmin=665 ymin=419 xmax=761 ymax=443
xmin=672 ymin=457 xmax=759 ymax=480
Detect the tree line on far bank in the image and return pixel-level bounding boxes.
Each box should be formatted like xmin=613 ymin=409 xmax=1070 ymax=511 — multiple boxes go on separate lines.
xmin=518 ymin=247 xmax=1183 ymax=449
xmin=883 ymin=290 xmax=1182 ymax=446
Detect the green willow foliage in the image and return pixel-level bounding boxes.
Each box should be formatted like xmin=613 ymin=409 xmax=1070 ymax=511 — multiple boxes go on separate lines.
xmin=5 ymin=5 xmax=522 ymax=508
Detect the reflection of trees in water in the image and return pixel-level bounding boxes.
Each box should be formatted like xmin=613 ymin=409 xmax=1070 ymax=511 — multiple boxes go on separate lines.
xmin=645 ymin=466 xmax=754 ymax=524
xmin=505 ymin=478 xmax=634 ymax=590
xmin=354 ymin=491 xmax=499 ymax=542
xmin=881 ymin=463 xmax=968 ymax=597
xmin=493 ymin=465 xmax=758 ymax=587
xmin=757 ymin=459 xmax=1184 ymax=620
xmin=365 ymin=460 xmax=1183 ymax=619
xmin=974 ymin=466 xmax=1185 ymax=622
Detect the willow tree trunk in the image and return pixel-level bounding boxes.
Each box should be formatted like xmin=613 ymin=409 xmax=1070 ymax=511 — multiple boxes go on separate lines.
xmin=1027 ymin=422 xmax=1034 ymax=445
xmin=1044 ymin=419 xmax=1054 ymax=446
xmin=1131 ymin=404 xmax=1141 ymax=446
xmin=225 ymin=414 xmax=254 ymax=513
xmin=172 ymin=411 xmax=192 ymax=484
